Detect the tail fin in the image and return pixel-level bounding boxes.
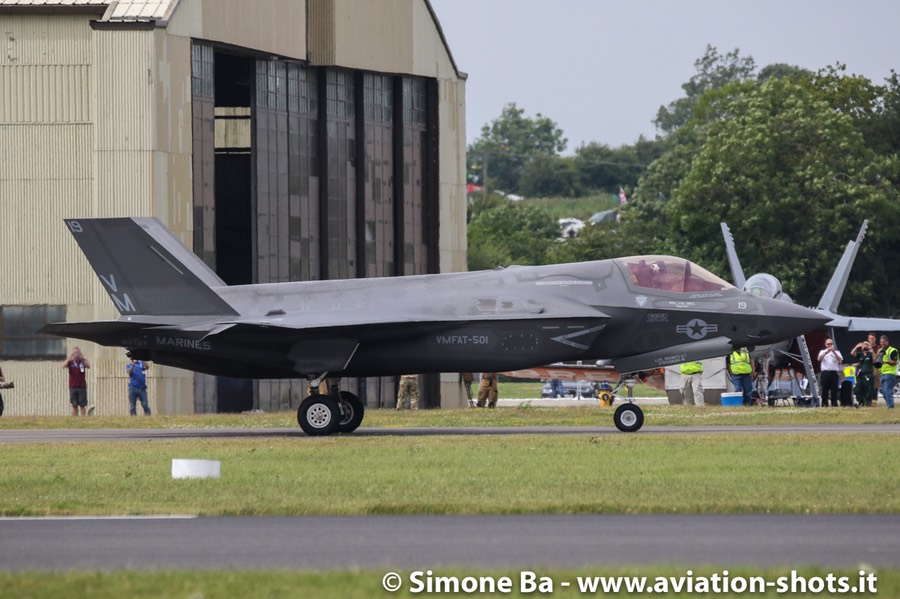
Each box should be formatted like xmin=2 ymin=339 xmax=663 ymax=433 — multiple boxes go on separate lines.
xmin=816 ymin=220 xmax=868 ymax=313
xmin=64 ymin=217 xmax=238 ymax=317
xmin=720 ymin=222 xmax=746 ymax=289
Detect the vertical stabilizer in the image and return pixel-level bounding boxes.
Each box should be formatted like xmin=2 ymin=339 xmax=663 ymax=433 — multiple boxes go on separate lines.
xmin=64 ymin=218 xmax=238 ymax=317
xmin=817 ymin=220 xmax=868 ymax=313
xmin=720 ymin=222 xmax=746 ymax=289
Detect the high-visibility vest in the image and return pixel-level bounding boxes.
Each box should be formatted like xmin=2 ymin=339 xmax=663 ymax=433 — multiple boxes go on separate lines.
xmin=881 ymin=346 xmax=898 ymax=376
xmin=680 ymin=361 xmax=703 ymax=375
xmin=729 ymin=350 xmax=752 ymax=374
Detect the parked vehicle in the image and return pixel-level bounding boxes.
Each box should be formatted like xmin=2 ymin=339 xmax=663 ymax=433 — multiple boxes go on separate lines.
xmin=541 ymin=380 xmax=596 ymax=398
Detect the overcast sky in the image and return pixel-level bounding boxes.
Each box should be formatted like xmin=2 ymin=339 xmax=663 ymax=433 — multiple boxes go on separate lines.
xmin=429 ymin=0 xmax=900 ymax=152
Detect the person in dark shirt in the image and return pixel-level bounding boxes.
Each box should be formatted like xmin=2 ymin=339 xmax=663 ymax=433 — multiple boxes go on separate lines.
xmin=63 ymin=347 xmax=91 ymax=416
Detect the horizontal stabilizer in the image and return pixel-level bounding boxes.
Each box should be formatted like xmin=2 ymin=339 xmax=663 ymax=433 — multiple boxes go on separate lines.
xmin=39 ymin=320 xmax=163 ymax=346
xmin=612 ymin=336 xmax=735 ymax=374
xmin=845 ymin=316 xmax=900 ymax=333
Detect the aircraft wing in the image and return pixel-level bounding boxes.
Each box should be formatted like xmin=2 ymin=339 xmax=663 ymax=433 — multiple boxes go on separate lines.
xmin=202 ymin=306 xmax=612 ymax=337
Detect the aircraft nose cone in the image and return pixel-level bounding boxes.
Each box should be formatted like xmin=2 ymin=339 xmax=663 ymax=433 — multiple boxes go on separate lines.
xmin=755 ymin=297 xmax=831 ymax=341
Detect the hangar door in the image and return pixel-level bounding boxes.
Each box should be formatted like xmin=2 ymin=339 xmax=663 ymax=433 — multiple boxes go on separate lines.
xmin=191 ymin=42 xmax=440 ymax=412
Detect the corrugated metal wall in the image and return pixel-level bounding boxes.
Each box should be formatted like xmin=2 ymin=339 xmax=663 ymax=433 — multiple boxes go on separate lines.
xmin=307 ymin=0 xmax=335 ymax=65
xmin=0 ymin=361 xmax=123 ymax=417
xmin=1 ymin=15 xmax=197 ymax=417
xmin=1 ymin=16 xmax=96 ymax=308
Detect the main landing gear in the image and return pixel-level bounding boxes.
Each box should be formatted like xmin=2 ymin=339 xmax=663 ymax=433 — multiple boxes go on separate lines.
xmin=297 ymin=377 xmax=365 ymax=436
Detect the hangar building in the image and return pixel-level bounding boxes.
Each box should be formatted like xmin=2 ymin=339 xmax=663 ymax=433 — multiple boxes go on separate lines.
xmin=0 ymin=0 xmax=467 ymax=415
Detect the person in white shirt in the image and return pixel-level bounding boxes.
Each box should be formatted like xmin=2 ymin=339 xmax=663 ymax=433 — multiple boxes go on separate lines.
xmin=817 ymin=339 xmax=843 ymax=407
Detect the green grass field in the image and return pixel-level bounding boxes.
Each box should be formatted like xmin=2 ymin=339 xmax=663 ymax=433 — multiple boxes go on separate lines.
xmin=1 ymin=433 xmax=897 ymax=516
xmin=2 ymin=401 xmax=897 ymax=430
xmin=1 ymin=404 xmax=897 ymax=597
xmin=2 ymin=567 xmax=896 ymax=599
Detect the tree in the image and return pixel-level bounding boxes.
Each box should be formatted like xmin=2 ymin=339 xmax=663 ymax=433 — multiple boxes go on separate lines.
xmin=466 ymin=202 xmax=559 ymax=270
xmin=654 ymin=45 xmax=756 ymax=135
xmin=663 ymin=73 xmax=900 ymax=314
xmin=757 ymin=63 xmax=810 ymax=82
xmin=519 ymin=155 xmax=582 ymax=198
xmin=468 ymin=103 xmax=567 ymax=194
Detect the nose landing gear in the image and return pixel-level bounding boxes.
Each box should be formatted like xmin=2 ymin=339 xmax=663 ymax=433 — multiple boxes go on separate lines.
xmin=613 ymin=402 xmax=644 ymax=433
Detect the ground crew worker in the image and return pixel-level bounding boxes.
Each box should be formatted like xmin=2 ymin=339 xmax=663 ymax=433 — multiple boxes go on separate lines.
xmin=877 ymin=335 xmax=897 ymax=409
xmin=727 ymin=348 xmax=754 ymax=406
xmin=680 ymin=361 xmax=704 ymax=406
xmin=461 ymin=372 xmax=475 ymax=406
xmin=396 ymin=374 xmax=419 ymax=410
xmin=476 ymin=372 xmax=499 ymax=408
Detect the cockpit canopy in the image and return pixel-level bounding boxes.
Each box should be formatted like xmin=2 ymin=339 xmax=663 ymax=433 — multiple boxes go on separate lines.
xmin=617 ymin=256 xmax=734 ymax=294
xmin=742 ymin=273 xmax=783 ymax=300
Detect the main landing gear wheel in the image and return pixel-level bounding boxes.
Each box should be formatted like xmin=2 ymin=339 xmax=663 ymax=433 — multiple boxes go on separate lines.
xmin=613 ymin=403 xmax=644 ymax=433
xmin=297 ymin=394 xmax=340 ymax=436
xmin=336 ymin=391 xmax=365 ymax=434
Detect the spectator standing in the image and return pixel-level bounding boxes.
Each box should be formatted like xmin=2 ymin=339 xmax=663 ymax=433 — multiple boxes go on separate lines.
xmin=63 ymin=347 xmax=91 ymax=416
xmin=548 ymin=379 xmax=565 ymax=399
xmin=817 ymin=339 xmax=843 ymax=407
xmin=851 ymin=339 xmax=876 ymax=406
xmin=126 ymin=358 xmax=152 ymax=416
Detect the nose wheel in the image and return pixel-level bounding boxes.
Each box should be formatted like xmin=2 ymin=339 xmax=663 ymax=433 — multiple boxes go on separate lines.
xmin=613 ymin=402 xmax=644 ymax=433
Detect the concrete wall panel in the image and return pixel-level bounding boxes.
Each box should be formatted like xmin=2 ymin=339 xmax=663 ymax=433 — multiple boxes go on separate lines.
xmin=166 ymin=0 xmax=306 ymax=60
xmin=437 ymin=78 xmax=466 ymax=274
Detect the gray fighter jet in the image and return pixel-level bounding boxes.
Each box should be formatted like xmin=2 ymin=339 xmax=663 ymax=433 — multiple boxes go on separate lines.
xmin=41 ymin=218 xmax=827 ymax=434
xmin=722 ymin=220 xmax=900 ymax=403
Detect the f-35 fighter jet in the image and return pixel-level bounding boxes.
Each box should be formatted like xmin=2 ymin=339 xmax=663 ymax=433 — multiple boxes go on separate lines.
xmin=42 ymin=218 xmax=828 ymax=434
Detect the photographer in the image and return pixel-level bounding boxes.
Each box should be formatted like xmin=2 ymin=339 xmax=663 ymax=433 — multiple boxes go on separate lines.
xmin=126 ymin=357 xmax=152 ymax=416
xmin=817 ymin=339 xmax=843 ymax=407
xmin=63 ymin=347 xmax=90 ymax=416
xmin=851 ymin=339 xmax=876 ymax=406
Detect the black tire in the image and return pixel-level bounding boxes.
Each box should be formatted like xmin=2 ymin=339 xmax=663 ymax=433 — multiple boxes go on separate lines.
xmin=613 ymin=403 xmax=644 ymax=433
xmin=0 ymin=394 xmax=4 ymax=417
xmin=297 ymin=394 xmax=340 ymax=436
xmin=336 ymin=391 xmax=365 ymax=434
